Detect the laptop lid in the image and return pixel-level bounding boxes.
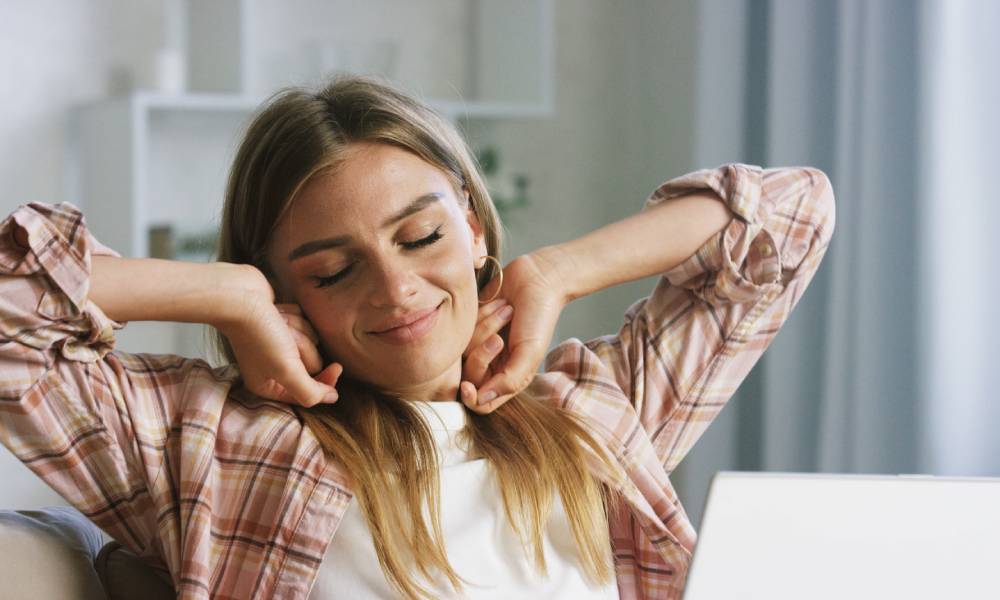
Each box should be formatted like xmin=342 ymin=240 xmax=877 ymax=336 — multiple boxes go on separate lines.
xmin=682 ymin=471 xmax=1000 ymax=600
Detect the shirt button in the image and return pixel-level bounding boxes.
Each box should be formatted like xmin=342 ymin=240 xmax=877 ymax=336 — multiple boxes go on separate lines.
xmin=760 ymin=244 xmax=773 ymax=257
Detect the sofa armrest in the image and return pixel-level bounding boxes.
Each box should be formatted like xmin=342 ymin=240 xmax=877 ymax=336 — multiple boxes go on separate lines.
xmin=0 ymin=507 xmax=106 ymax=600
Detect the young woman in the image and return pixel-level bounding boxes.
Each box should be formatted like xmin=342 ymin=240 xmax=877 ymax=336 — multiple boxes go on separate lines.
xmin=0 ymin=77 xmax=834 ymax=599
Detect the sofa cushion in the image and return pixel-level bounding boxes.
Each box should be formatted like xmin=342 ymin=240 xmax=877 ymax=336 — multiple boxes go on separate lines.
xmin=0 ymin=507 xmax=106 ymax=600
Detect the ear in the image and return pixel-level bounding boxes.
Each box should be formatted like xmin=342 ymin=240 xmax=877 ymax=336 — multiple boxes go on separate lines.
xmin=462 ymin=188 xmax=488 ymax=262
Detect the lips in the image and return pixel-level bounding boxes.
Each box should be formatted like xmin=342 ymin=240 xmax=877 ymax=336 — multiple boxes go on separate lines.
xmin=368 ymin=301 xmax=443 ymax=345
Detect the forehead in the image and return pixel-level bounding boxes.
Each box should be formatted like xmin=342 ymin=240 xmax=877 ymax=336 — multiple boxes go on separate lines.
xmin=273 ymin=142 xmax=459 ymax=244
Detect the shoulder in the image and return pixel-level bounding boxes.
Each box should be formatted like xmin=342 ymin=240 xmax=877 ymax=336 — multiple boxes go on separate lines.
xmin=102 ymin=351 xmax=311 ymax=455
xmin=219 ymin=385 xmax=312 ymax=450
xmin=535 ymin=334 xmax=633 ymax=405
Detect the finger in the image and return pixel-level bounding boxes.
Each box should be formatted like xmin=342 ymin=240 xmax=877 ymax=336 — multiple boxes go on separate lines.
xmin=462 ymin=334 xmax=504 ymax=385
xmin=315 ymin=362 xmax=343 ymax=388
xmin=289 ymin=327 xmax=323 ymax=374
xmin=464 ymin=384 xmax=511 ymax=415
xmin=277 ymin=364 xmax=338 ymax=407
xmin=475 ymin=298 xmax=508 ymax=324
xmin=479 ymin=395 xmax=507 ymax=414
xmin=459 ymin=380 xmax=477 ymax=409
xmin=465 ymin=304 xmax=514 ymax=356
xmin=474 ymin=343 xmax=539 ymax=406
xmin=281 ymin=312 xmax=320 ymax=346
xmin=460 ymin=380 xmax=499 ymax=415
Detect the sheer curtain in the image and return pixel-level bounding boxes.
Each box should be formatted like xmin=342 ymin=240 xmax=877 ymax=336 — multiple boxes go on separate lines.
xmin=672 ymin=0 xmax=1000 ymax=527
xmin=917 ymin=0 xmax=1000 ymax=475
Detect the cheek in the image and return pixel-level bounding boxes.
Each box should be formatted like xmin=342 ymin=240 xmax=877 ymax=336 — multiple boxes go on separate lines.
xmin=444 ymin=258 xmax=482 ymax=347
xmin=435 ymin=244 xmax=479 ymax=312
xmin=299 ymin=298 xmax=355 ymax=352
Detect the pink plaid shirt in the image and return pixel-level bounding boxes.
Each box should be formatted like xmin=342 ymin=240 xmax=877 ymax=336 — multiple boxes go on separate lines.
xmin=0 ymin=164 xmax=834 ymax=599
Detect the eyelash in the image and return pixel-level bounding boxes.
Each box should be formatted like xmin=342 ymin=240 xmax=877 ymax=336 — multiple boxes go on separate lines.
xmin=312 ymin=227 xmax=445 ymax=288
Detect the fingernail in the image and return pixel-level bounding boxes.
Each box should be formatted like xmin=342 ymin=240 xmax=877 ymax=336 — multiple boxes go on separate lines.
xmin=323 ymin=393 xmax=338 ymax=403
xmin=498 ymin=305 xmax=514 ymax=320
xmin=486 ymin=336 xmax=502 ymax=352
xmin=478 ymin=390 xmax=497 ymax=405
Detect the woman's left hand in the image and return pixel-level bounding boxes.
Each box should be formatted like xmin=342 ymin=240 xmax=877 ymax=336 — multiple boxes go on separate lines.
xmin=459 ymin=251 xmax=571 ymax=413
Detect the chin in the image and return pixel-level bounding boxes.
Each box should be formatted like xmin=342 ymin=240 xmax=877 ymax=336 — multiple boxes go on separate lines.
xmin=354 ymin=351 xmax=458 ymax=394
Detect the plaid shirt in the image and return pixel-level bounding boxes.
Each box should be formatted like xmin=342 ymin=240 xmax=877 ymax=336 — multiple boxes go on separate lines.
xmin=0 ymin=164 xmax=833 ymax=599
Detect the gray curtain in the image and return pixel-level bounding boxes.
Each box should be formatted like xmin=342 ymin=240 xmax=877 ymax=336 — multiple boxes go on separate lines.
xmin=673 ymin=0 xmax=927 ymax=528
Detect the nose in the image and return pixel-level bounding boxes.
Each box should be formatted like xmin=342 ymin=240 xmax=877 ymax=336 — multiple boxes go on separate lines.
xmin=367 ymin=255 xmax=419 ymax=308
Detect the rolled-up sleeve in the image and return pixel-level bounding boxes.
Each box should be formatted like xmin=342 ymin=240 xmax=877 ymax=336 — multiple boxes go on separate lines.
xmin=0 ymin=202 xmax=192 ymax=561
xmin=0 ymin=202 xmax=124 ymax=368
xmin=545 ymin=164 xmax=835 ymax=473
xmin=655 ymin=163 xmax=811 ymax=304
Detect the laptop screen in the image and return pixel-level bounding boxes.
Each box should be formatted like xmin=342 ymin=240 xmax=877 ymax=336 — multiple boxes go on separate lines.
xmin=682 ymin=472 xmax=1000 ymax=600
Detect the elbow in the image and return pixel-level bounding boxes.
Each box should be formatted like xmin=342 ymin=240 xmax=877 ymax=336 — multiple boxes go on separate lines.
xmin=802 ymin=167 xmax=836 ymax=248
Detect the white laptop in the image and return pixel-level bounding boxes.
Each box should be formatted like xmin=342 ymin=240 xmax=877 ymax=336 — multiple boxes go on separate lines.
xmin=682 ymin=471 xmax=1000 ymax=600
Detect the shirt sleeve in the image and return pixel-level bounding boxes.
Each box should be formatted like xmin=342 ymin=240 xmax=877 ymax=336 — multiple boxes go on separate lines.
xmin=0 ymin=202 xmax=219 ymax=564
xmin=545 ymin=164 xmax=835 ymax=473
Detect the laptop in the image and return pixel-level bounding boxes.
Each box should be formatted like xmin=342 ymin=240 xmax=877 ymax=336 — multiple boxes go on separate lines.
xmin=682 ymin=471 xmax=1000 ymax=600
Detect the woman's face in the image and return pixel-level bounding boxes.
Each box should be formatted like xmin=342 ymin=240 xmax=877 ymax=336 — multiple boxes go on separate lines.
xmin=267 ymin=142 xmax=488 ymax=401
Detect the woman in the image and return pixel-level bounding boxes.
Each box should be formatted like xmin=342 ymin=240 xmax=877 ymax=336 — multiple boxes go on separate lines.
xmin=0 ymin=77 xmax=834 ymax=599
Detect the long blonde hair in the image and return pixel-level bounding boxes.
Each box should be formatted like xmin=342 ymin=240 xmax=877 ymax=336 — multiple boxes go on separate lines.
xmin=212 ymin=76 xmax=625 ymax=599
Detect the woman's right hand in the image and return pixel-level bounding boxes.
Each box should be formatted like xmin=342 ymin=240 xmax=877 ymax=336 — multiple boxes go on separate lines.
xmin=218 ymin=280 xmax=342 ymax=408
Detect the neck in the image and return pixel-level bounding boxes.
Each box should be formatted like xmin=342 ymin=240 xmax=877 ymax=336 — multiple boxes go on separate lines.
xmin=378 ymin=359 xmax=462 ymax=402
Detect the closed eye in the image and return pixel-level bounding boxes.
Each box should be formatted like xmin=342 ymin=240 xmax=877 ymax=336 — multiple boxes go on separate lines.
xmin=401 ymin=226 xmax=444 ymax=250
xmin=313 ymin=265 xmax=354 ymax=288
xmin=312 ymin=226 xmax=445 ymax=289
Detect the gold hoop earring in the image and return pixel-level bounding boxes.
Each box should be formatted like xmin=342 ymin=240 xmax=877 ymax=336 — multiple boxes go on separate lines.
xmin=476 ymin=255 xmax=503 ymax=304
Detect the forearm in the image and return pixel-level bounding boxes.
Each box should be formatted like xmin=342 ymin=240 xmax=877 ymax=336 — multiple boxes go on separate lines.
xmin=90 ymin=256 xmax=268 ymax=330
xmin=541 ymin=191 xmax=733 ymax=302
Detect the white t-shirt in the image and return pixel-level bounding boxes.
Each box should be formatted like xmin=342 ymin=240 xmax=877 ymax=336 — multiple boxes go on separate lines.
xmin=309 ymin=400 xmax=620 ymax=599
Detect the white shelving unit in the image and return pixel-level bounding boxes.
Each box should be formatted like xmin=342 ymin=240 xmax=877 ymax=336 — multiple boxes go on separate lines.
xmin=69 ymin=0 xmax=553 ymax=360
xmin=184 ymin=0 xmax=554 ymax=117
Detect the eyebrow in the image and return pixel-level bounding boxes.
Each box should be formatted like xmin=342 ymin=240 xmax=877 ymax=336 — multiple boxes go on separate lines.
xmin=287 ymin=193 xmax=443 ymax=262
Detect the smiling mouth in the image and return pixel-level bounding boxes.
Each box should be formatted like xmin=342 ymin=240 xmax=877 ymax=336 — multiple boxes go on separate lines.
xmin=369 ymin=300 xmax=444 ymax=345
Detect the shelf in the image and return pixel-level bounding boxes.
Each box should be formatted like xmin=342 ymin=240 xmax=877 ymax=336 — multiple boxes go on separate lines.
xmin=131 ymin=91 xmax=261 ymax=113
xmin=431 ymin=99 xmax=555 ymax=121
xmin=184 ymin=0 xmax=554 ymax=113
xmin=74 ymin=90 xmax=555 ymax=122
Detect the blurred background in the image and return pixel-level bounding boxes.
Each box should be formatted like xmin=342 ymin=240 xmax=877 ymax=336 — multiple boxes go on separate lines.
xmin=2 ymin=0 xmax=999 ymax=529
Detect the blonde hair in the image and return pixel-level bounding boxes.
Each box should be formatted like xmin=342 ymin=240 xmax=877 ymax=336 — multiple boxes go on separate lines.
xmin=212 ymin=76 xmax=625 ymax=599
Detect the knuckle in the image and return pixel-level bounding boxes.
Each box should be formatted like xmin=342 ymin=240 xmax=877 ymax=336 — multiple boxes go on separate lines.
xmin=469 ymin=346 xmax=490 ymax=363
xmin=508 ymin=373 xmax=532 ymax=392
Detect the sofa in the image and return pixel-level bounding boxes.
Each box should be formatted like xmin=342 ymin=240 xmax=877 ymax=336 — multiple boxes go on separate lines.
xmin=0 ymin=507 xmax=175 ymax=599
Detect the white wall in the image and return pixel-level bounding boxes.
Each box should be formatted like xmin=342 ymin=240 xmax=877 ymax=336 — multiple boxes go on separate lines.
xmin=1 ymin=0 xmax=167 ymax=508
xmin=0 ymin=0 xmax=166 ymax=217
xmin=0 ymin=1 xmax=700 ymax=508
